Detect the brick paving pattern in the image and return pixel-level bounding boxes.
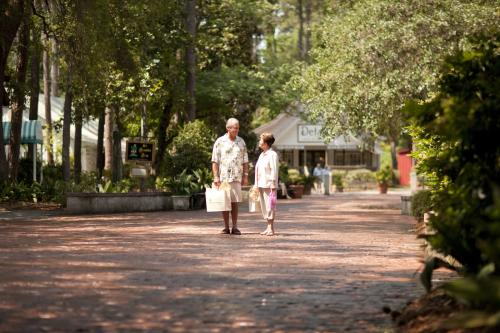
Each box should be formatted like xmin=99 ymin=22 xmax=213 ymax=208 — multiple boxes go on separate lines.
xmin=0 ymin=192 xmax=423 ymax=332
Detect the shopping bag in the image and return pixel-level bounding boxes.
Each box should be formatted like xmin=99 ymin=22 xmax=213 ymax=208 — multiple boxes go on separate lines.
xmin=248 ymin=186 xmax=261 ymax=213
xmin=268 ymin=190 xmax=277 ymax=210
xmin=249 ymin=199 xmax=261 ymax=213
xmin=205 ymin=187 xmax=231 ymax=212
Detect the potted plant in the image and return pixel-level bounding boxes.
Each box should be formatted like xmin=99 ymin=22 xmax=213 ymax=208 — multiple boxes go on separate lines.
xmin=375 ymin=166 xmax=393 ymax=194
xmin=167 ymin=169 xmax=197 ymax=210
xmin=192 ymin=168 xmax=213 ymax=209
xmin=332 ymin=174 xmax=344 ymax=193
xmin=287 ymin=168 xmax=304 ymax=199
xmin=299 ymin=174 xmax=318 ymax=195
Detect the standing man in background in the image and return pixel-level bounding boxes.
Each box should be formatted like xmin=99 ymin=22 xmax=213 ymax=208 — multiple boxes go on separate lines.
xmin=211 ymin=118 xmax=249 ymax=235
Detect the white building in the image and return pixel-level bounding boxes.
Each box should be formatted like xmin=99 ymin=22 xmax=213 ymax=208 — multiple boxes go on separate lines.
xmin=2 ymin=94 xmax=98 ymax=172
xmin=253 ymin=113 xmax=381 ymax=170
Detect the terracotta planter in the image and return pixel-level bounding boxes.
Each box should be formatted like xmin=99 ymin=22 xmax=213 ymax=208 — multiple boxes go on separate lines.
xmin=378 ymin=183 xmax=388 ymax=194
xmin=303 ymin=184 xmax=312 ymax=195
xmin=288 ymin=185 xmax=304 ymax=199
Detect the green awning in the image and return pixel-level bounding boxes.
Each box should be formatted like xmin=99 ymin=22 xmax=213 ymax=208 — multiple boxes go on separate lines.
xmin=2 ymin=120 xmax=43 ymax=145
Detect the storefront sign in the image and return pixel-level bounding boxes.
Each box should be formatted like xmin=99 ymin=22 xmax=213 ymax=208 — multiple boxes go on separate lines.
xmin=126 ymin=141 xmax=155 ymax=162
xmin=298 ymin=125 xmax=323 ymax=142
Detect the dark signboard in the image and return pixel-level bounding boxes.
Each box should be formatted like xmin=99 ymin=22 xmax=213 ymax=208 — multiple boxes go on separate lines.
xmin=126 ymin=141 xmax=155 ymax=162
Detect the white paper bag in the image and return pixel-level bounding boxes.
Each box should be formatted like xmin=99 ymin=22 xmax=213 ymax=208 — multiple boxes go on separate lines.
xmin=205 ymin=187 xmax=232 ymax=212
xmin=249 ymin=199 xmax=261 ymax=213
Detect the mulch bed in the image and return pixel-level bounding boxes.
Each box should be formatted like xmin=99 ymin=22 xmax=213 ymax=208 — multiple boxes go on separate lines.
xmin=391 ymin=288 xmax=500 ymax=333
xmin=0 ymin=201 xmax=62 ymax=211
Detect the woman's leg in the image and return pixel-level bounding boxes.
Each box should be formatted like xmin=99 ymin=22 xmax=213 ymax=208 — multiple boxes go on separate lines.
xmin=259 ymin=188 xmax=276 ymax=235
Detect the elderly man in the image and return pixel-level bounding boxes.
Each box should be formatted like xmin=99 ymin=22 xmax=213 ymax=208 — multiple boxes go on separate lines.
xmin=211 ymin=118 xmax=249 ymax=235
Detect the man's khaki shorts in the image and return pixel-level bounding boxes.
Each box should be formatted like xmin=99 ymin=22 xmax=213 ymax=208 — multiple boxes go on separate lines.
xmin=228 ymin=182 xmax=242 ymax=203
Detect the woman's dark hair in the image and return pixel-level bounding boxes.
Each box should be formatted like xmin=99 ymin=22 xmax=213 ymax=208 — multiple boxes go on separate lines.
xmin=261 ymin=132 xmax=275 ymax=147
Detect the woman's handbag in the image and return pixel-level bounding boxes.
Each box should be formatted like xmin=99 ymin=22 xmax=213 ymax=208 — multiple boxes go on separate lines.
xmin=268 ymin=190 xmax=277 ymax=210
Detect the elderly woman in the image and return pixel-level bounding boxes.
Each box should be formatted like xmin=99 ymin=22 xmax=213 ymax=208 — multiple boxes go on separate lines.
xmin=255 ymin=132 xmax=279 ymax=236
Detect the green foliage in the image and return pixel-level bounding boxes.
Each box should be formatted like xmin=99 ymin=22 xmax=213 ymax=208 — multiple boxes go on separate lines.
xmin=287 ymin=168 xmax=302 ymax=185
xmin=332 ymin=174 xmax=344 ymax=188
xmin=375 ymin=166 xmax=393 ymax=185
xmin=278 ymin=162 xmax=290 ymax=185
xmin=409 ymin=32 xmax=500 ymax=275
xmin=163 ymin=120 xmax=216 ymax=177
xmin=411 ymin=190 xmax=433 ymax=219
xmin=294 ymin=0 xmax=499 ymax=142
xmin=299 ymin=174 xmax=318 ymax=187
xmin=165 ymin=169 xmax=197 ymax=195
xmin=440 ymin=264 xmax=500 ymax=330
xmin=192 ymin=168 xmax=213 ymax=193
xmin=0 ymin=181 xmax=39 ymax=203
xmin=98 ymin=180 xmax=114 ymax=193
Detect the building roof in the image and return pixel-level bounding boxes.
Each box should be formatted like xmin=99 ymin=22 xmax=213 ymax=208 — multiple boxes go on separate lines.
xmin=253 ymin=113 xmax=381 ymax=153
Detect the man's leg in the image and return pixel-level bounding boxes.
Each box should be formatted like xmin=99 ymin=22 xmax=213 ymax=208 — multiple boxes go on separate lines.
xmin=221 ymin=211 xmax=230 ymax=233
xmin=230 ymin=202 xmax=239 ymax=229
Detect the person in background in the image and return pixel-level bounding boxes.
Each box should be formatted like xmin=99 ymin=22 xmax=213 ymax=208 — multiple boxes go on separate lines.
xmin=313 ymin=161 xmax=325 ymax=193
xmin=211 ymin=118 xmax=249 ymax=235
xmin=255 ymin=132 xmax=279 ymax=236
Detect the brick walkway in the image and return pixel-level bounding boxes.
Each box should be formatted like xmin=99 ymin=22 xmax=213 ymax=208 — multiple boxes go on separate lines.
xmin=0 ymin=191 xmax=423 ymax=332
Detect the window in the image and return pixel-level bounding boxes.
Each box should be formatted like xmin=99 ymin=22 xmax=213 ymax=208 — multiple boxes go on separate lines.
xmin=280 ymin=150 xmax=294 ymax=166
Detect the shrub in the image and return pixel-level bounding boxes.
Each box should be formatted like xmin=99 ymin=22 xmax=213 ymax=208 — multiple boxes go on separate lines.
xmin=408 ymin=32 xmax=500 ymax=328
xmin=163 ymin=120 xmax=216 ymax=177
xmin=410 ymin=189 xmax=433 ymax=219
xmin=332 ymin=174 xmax=344 ymax=188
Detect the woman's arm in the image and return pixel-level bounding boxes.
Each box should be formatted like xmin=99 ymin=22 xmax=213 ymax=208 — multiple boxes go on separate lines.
xmin=268 ymin=152 xmax=279 ymax=189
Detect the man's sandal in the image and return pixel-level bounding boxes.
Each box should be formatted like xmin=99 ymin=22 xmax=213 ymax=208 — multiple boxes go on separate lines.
xmin=231 ymin=228 xmax=241 ymax=235
xmin=220 ymin=228 xmax=230 ymax=234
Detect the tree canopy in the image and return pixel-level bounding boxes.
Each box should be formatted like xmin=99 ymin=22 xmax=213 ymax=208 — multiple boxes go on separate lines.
xmin=294 ymin=0 xmax=499 ymax=142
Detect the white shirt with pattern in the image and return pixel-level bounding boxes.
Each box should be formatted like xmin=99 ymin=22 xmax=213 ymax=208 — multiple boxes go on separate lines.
xmin=211 ymin=134 xmax=249 ymax=183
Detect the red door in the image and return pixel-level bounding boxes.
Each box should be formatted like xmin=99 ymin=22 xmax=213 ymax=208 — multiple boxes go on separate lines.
xmin=397 ymin=149 xmax=412 ymax=186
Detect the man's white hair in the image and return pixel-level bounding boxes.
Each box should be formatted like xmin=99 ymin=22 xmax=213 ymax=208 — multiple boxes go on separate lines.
xmin=226 ymin=118 xmax=239 ymax=128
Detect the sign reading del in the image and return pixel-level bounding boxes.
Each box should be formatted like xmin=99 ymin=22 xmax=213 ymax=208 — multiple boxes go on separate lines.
xmin=298 ymin=125 xmax=323 ymax=142
xmin=126 ymin=141 xmax=155 ymax=162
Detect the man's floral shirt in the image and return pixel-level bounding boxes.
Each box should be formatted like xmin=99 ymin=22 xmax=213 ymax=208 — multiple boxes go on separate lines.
xmin=211 ymin=134 xmax=249 ymax=182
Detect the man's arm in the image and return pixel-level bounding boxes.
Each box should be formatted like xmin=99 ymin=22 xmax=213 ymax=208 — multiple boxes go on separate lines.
xmin=242 ymin=162 xmax=249 ymax=186
xmin=212 ymin=162 xmax=220 ymax=188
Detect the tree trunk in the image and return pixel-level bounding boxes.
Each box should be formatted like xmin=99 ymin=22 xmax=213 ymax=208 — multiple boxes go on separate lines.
xmin=96 ymin=106 xmax=105 ymax=177
xmin=297 ymin=0 xmax=305 ymax=60
xmin=304 ymin=0 xmax=312 ymax=61
xmin=62 ymin=84 xmax=73 ymax=181
xmin=104 ymin=106 xmax=113 ymax=173
xmin=28 ymin=21 xmax=41 ymax=162
xmin=141 ymin=93 xmax=148 ymax=138
xmin=390 ymin=140 xmax=398 ymax=170
xmin=50 ymin=38 xmax=59 ymax=96
xmin=185 ymin=0 xmax=196 ymax=121
xmin=42 ymin=33 xmax=54 ymax=165
xmin=74 ymin=105 xmax=82 ymax=183
xmin=155 ymin=97 xmax=174 ymax=173
xmin=8 ymin=14 xmax=30 ymax=181
xmin=111 ymin=106 xmax=122 ymax=183
xmin=0 ymin=0 xmax=25 ymax=182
